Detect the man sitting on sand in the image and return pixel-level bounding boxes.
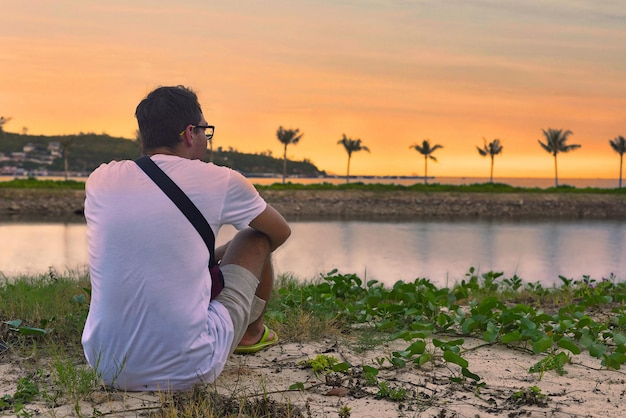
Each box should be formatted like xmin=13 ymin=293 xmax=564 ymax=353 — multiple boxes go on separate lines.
xmin=81 ymin=85 xmax=291 ymax=391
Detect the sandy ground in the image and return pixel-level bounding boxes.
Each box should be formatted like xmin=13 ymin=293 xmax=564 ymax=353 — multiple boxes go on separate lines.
xmin=2 ymin=336 xmax=625 ymax=417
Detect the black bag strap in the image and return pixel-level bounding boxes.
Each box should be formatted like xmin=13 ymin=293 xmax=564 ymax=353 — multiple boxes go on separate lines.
xmin=135 ymin=155 xmax=217 ymax=268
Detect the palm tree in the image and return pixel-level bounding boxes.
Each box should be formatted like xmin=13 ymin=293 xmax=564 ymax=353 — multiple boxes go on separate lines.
xmin=0 ymin=116 xmax=12 ymax=138
xmin=538 ymin=128 xmax=581 ymax=187
xmin=409 ymin=139 xmax=443 ymax=184
xmin=59 ymin=136 xmax=74 ymax=181
xmin=276 ymin=126 xmax=304 ymax=184
xmin=609 ymin=135 xmax=626 ymax=188
xmin=477 ymin=138 xmax=503 ymax=183
xmin=337 ymin=134 xmax=370 ymax=183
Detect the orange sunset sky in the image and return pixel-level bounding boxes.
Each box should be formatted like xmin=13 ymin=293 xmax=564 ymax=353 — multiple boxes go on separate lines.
xmin=1 ymin=1 xmax=625 ymax=179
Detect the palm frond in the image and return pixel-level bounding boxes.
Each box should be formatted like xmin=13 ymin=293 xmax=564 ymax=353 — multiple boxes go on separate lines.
xmin=609 ymin=136 xmax=626 ymax=154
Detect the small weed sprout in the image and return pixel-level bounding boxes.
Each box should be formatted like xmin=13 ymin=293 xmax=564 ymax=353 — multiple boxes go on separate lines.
xmin=338 ymin=405 xmax=351 ymax=417
xmin=375 ymin=381 xmax=407 ymax=401
xmin=52 ymin=356 xmax=102 ymax=399
xmin=300 ymin=354 xmax=340 ymax=376
xmin=510 ymin=385 xmax=548 ymax=407
xmin=361 ymin=365 xmax=379 ymax=386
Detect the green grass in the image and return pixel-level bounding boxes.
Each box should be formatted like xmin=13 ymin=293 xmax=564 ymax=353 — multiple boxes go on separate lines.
xmin=2 ymin=177 xmax=626 ymax=194
xmin=0 ymin=177 xmax=85 ymax=190
xmin=1 ymin=268 xmax=626 ymax=416
xmin=0 ymin=268 xmax=90 ymax=348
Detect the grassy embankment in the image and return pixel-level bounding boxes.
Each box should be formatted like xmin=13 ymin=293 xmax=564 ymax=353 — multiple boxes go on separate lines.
xmin=2 ymin=176 xmax=626 ymax=194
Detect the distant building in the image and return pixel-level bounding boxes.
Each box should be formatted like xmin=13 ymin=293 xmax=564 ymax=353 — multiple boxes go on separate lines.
xmin=23 ymin=143 xmax=36 ymax=153
xmin=10 ymin=152 xmax=26 ymax=161
xmin=48 ymin=142 xmax=62 ymax=157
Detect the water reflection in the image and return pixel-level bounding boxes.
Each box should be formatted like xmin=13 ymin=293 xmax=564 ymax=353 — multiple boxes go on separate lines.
xmin=1 ymin=220 xmax=625 ymax=287
xmin=0 ymin=223 xmax=88 ymax=276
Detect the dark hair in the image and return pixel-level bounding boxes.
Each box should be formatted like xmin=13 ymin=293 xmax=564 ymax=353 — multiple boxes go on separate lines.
xmin=135 ymin=85 xmax=203 ymax=151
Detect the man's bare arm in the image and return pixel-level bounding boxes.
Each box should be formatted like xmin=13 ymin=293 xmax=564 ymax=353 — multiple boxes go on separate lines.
xmin=248 ymin=204 xmax=291 ymax=251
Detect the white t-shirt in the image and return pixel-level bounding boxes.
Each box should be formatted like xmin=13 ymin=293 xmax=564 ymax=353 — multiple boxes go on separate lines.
xmin=81 ymin=155 xmax=267 ymax=391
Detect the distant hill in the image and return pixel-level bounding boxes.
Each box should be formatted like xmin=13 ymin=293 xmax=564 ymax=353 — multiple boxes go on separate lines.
xmin=0 ymin=132 xmax=325 ymax=177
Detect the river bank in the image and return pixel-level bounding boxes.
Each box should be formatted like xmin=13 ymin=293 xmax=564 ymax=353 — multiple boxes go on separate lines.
xmin=1 ymin=188 xmax=626 ymax=221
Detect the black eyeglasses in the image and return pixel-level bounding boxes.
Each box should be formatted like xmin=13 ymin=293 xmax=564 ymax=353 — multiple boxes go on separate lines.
xmin=179 ymin=125 xmax=215 ymax=140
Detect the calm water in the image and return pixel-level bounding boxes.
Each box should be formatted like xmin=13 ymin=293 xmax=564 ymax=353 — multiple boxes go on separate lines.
xmin=249 ymin=176 xmax=621 ymax=189
xmin=2 ymin=219 xmax=625 ymax=287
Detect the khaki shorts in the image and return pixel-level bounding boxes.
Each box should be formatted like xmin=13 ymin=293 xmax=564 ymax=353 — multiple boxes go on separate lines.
xmin=214 ymin=264 xmax=265 ymax=354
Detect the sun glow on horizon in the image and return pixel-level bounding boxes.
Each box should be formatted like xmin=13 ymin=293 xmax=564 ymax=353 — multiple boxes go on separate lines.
xmin=1 ymin=1 xmax=624 ymax=179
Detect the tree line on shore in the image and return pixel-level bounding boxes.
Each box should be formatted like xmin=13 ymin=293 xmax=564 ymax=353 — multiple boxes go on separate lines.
xmin=0 ymin=124 xmax=323 ymax=180
xmin=2 ymin=116 xmax=625 ymax=187
xmin=276 ymin=125 xmax=626 ymax=188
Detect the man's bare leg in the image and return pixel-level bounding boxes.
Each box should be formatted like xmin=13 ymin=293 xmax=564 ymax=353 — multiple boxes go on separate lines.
xmin=238 ymin=255 xmax=274 ymax=346
xmin=218 ymin=228 xmax=275 ymax=346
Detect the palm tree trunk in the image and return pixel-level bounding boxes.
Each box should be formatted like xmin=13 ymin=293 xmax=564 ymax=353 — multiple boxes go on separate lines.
xmin=553 ymin=154 xmax=559 ymax=187
xmin=489 ymin=156 xmax=494 ymax=183
xmin=282 ymin=144 xmax=288 ymax=184
xmin=619 ymin=154 xmax=624 ymax=189
xmin=424 ymin=156 xmax=428 ymax=185
xmin=346 ymin=156 xmax=351 ymax=184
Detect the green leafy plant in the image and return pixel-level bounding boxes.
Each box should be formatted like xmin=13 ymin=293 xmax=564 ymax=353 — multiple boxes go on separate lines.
xmin=375 ymin=381 xmax=407 ymax=401
xmin=4 ymin=319 xmax=51 ymax=336
xmin=361 ymin=365 xmax=379 ymax=386
xmin=299 ymin=354 xmax=342 ymax=376
xmin=509 ymin=385 xmax=548 ymax=407
xmin=502 ymin=275 xmax=523 ymax=292
xmin=0 ymin=373 xmax=40 ymax=414
xmin=529 ymin=351 xmax=570 ymax=379
xmin=274 ymin=269 xmax=626 ymax=388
